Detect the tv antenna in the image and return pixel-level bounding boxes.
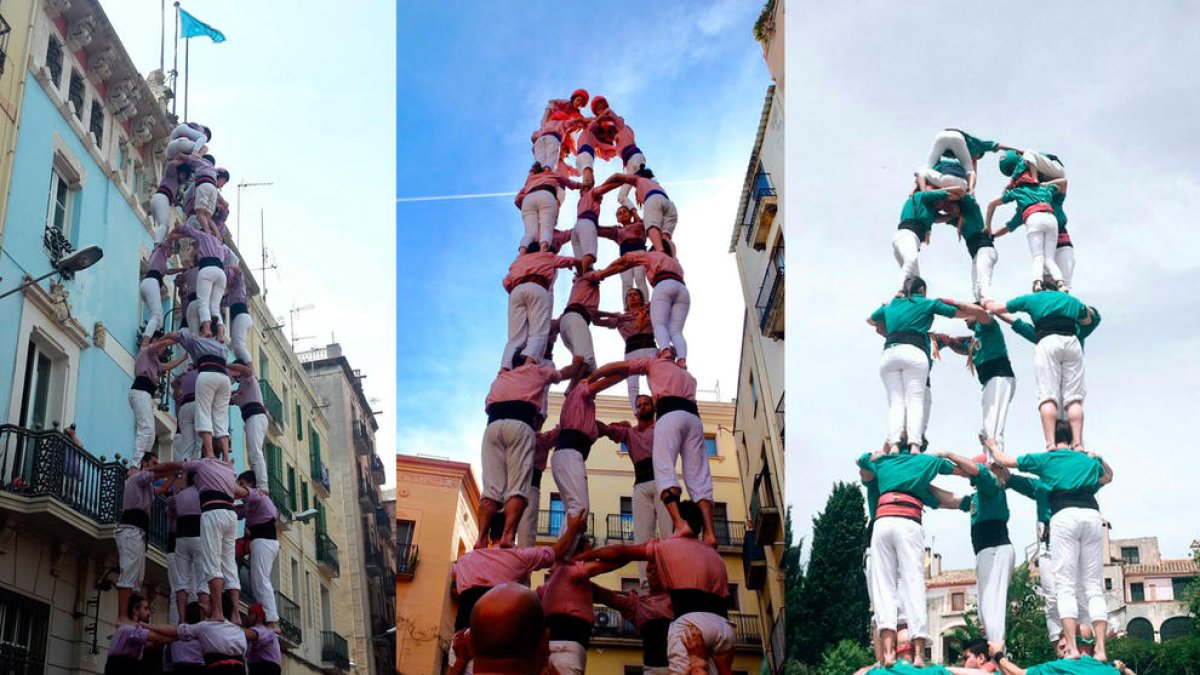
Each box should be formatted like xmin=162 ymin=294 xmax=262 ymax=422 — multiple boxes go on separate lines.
xmin=289 ymin=303 xmax=315 ymax=348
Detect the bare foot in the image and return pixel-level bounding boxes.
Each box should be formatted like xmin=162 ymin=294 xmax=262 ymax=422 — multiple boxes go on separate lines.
xmin=1093 ymin=648 xmax=1106 ymax=663
xmin=883 ymin=654 xmax=897 ymax=667
xmin=497 ymin=536 xmax=516 ymax=549
xmin=701 ymin=533 xmax=718 ymax=547
xmin=1064 ymin=648 xmax=1080 ymax=659
xmin=913 ymin=656 xmax=925 ymax=667
xmin=670 ymin=522 xmax=694 ymax=539
xmin=267 ymin=622 xmax=282 ymax=635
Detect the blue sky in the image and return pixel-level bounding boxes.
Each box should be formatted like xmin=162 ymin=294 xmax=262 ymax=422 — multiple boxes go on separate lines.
xmin=397 ymin=2 xmax=771 ymax=472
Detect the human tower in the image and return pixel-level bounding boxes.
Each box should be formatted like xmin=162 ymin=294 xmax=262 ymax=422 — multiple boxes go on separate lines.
xmin=445 ymin=90 xmax=739 ymax=675
xmin=858 ymin=129 xmax=1115 ymax=672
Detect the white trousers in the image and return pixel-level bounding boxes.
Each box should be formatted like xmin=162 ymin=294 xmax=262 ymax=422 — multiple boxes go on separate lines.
xmin=173 ymin=536 xmax=204 ymax=595
xmin=572 ymin=218 xmax=598 ymax=260
xmin=532 ymin=135 xmax=561 ymax=170
xmin=980 ymin=375 xmax=1015 ymax=451
xmin=1049 ymin=508 xmax=1107 ymax=623
xmin=1038 ymin=540 xmax=1094 ymax=641
xmin=518 ymin=484 xmax=540 ymax=548
xmin=520 ymin=189 xmax=559 ymax=249
xmin=140 ymin=278 xmax=165 ymax=340
xmin=633 ymin=479 xmax=673 ymax=584
xmin=480 ymin=419 xmax=535 ymax=504
xmin=879 ymin=345 xmax=930 ymax=445
xmin=250 ymin=538 xmax=280 ymax=622
xmin=621 ymin=267 xmax=650 ymax=309
xmin=653 ymin=410 xmax=711 ymax=502
xmin=551 ymin=448 xmax=589 ymax=517
xmin=230 ymin=313 xmax=253 ymax=364
xmin=195 ymin=371 xmax=231 ymax=438
xmin=1056 ymin=246 xmax=1075 ymax=288
xmin=976 ymin=544 xmax=1015 ymax=645
xmin=194 ymin=183 xmax=218 ymax=215
xmin=650 ymin=279 xmax=689 ymax=360
xmin=643 ymin=193 xmax=678 ymax=238
xmin=166 ymin=552 xmax=181 ymax=624
xmin=548 ymin=640 xmax=586 ymax=675
xmin=195 ymin=266 xmax=227 ymax=325
xmin=186 ymin=299 xmax=202 ymax=334
xmin=915 ymin=166 xmax=968 ymax=190
xmin=166 ymin=136 xmax=200 ymax=159
xmin=502 ymin=282 xmax=552 ymax=370
xmin=128 ymin=389 xmax=156 ymax=465
xmin=244 ymin=413 xmax=269 ymax=488
xmin=116 ymin=525 xmax=146 ymax=589
xmin=1025 ymin=211 xmax=1064 ymax=284
xmin=575 ymin=149 xmax=594 ymax=173
xmin=667 ymin=613 xmax=735 ymax=674
xmin=559 ymin=312 xmax=596 ymax=369
xmin=972 ymin=247 xmax=998 ymax=302
xmin=869 ymin=517 xmax=928 ymax=638
xmin=177 ymin=401 xmax=198 ymax=461
xmin=200 ymin=509 xmax=239 ymax=588
xmin=149 ymin=192 xmax=172 ymax=242
xmin=625 ymin=347 xmax=659 ymax=411
xmin=892 ymin=229 xmax=922 ymax=292
xmin=1022 ymin=150 xmax=1065 ymax=180
xmin=925 ymin=130 xmax=974 ymax=176
xmin=1033 ymin=335 xmax=1085 ymax=408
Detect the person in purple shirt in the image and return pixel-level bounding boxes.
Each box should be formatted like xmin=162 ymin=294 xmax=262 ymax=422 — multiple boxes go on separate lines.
xmin=228 ymin=363 xmax=268 ymax=485
xmin=182 ymin=154 xmax=226 ymax=237
xmin=140 ymin=239 xmax=175 ymax=347
xmin=168 ymin=224 xmax=226 ymax=340
xmin=174 ymin=366 xmax=200 ymax=461
xmin=171 ymin=473 xmax=204 ymax=622
xmin=116 ymin=453 xmax=179 ymax=624
xmin=144 ymin=593 xmax=249 ymax=675
xmin=169 ymin=602 xmax=207 ymax=675
xmin=128 ymin=338 xmax=186 ymax=466
xmin=150 ymin=155 xmax=188 ymax=242
xmin=223 ymin=266 xmax=253 ymax=364
xmin=245 ymin=603 xmax=283 ymax=674
xmin=106 ymin=593 xmax=174 ymax=675
xmin=162 ymin=329 xmax=231 ymax=461
xmin=237 ymin=470 xmax=281 ymax=631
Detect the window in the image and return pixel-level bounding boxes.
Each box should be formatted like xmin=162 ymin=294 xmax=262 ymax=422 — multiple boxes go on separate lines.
xmin=727 ymin=583 xmax=740 ymax=611
xmin=301 ymin=481 xmax=309 ymax=512
xmin=68 ymin=70 xmax=85 ymax=119
xmin=397 ymin=520 xmax=415 ymax=550
xmin=1130 ymin=583 xmax=1145 ymax=602
xmin=305 ymin=571 xmax=313 ymax=629
xmin=548 ymin=494 xmax=565 ymax=535
xmin=260 ymin=350 xmax=271 ymax=381
xmin=47 ymin=170 xmax=72 ymax=237
xmin=315 ymin=501 xmax=327 ymax=533
xmin=619 ymin=442 xmax=629 ymax=454
xmin=88 ymin=101 xmax=104 ymax=147
xmin=619 ymin=496 xmax=633 ymax=533
xmin=749 ymin=373 xmax=758 ymax=416
xmin=620 ymin=578 xmax=640 ymax=593
xmin=951 ymin=592 xmax=965 ymax=611
xmin=287 ymin=465 xmax=297 ymax=510
xmin=296 ymin=404 xmax=303 ymax=439
xmin=19 ymin=340 xmax=55 ymax=431
xmin=1105 ymin=578 xmax=1113 ymax=591
xmin=45 ymin=36 xmax=63 ymax=85
xmin=1121 ymin=547 xmax=1141 ymax=564
xmin=1172 ymin=576 xmax=1196 ymax=600
xmin=0 ymin=587 xmax=50 ymax=672
xmin=704 ymin=435 xmax=718 ymax=457
xmin=290 ymin=558 xmax=300 ymax=602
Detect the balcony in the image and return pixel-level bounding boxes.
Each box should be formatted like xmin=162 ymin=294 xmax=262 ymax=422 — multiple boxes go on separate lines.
xmin=398 ymin=543 xmax=419 ymax=580
xmin=535 ymin=510 xmax=594 ymax=541
xmin=775 ymin=393 xmax=785 ymax=446
xmin=751 ymin=472 xmax=782 ymax=546
xmin=363 ymin=523 xmax=385 ymax=577
xmin=755 ymin=245 xmax=785 ymax=339
xmin=259 ymin=380 xmax=284 ymax=432
xmin=743 ymin=535 xmax=768 ymax=591
xmin=742 ymin=171 xmax=778 ymax=251
xmin=358 ymin=475 xmax=380 ymax=510
xmin=316 ymin=531 xmax=340 ymax=577
xmin=266 ymin=472 xmax=293 ymax=524
xmin=712 ymin=519 xmax=747 ymax=552
xmin=0 ymin=11 xmax=11 ymax=76
xmin=370 ymin=453 xmax=386 ymax=483
xmin=352 ymin=421 xmax=373 ymax=456
xmin=374 ymin=505 xmax=391 ymax=536
xmin=43 ymin=225 xmax=74 ymax=268
xmin=276 ymin=592 xmax=303 ymax=648
xmin=147 ymin=496 xmax=170 ymax=552
xmin=604 ymin=514 xmax=744 ymax=550
xmin=730 ymin=612 xmax=763 ymax=649
xmin=321 ymin=630 xmax=350 ymax=671
xmin=604 ymin=513 xmax=635 ymax=544
xmin=592 ymin=606 xmax=762 ymax=650
xmin=310 ymin=450 xmax=330 ymax=496
xmin=0 ymin=424 xmax=123 ymax=524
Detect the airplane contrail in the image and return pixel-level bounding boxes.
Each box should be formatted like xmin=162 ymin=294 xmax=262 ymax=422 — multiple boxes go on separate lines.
xmin=395 ymin=176 xmax=738 ymax=204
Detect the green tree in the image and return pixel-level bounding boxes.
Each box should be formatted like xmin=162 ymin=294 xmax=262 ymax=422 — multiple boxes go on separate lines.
xmin=817 ymin=639 xmax=874 ymax=675
xmin=792 ymin=482 xmax=870 ymax=664
xmin=945 ymin=604 xmax=985 ymax=664
xmin=1183 ymin=544 xmax=1200 ymax=620
xmin=783 ymin=506 xmax=805 ymax=661
xmin=1004 ymin=563 xmax=1057 ymax=665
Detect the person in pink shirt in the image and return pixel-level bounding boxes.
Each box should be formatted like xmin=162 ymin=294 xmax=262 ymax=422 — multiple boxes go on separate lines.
xmin=530 ymin=117 xmax=586 ymax=172
xmin=518 ymin=423 xmax=558 ymax=548
xmin=603 ymin=168 xmax=679 ymax=253
xmin=223 ymin=266 xmax=252 ymax=365
xmin=500 ymin=247 xmax=581 ymax=372
xmin=580 ymin=502 xmax=735 ymax=674
xmin=595 ymin=242 xmax=690 ymax=364
xmin=595 ymin=287 xmax=657 ymax=410
xmin=479 ymin=358 xmax=585 ymax=548
xmin=557 ymin=270 xmax=603 ymax=370
xmin=550 ymin=369 xmax=625 ymax=525
xmin=446 ymin=583 xmax=553 ymax=675
xmin=571 ymin=181 xmax=619 ymax=271
xmin=167 ymin=223 xmax=226 ymax=340
xmin=589 ymin=348 xmax=716 ymax=546
xmin=514 ymin=163 xmax=581 ymax=254
xmin=542 ymin=89 xmax=589 ymax=124
xmin=597 ymin=205 xmax=650 ymax=302
xmin=140 ymin=239 xmax=174 ymax=348
xmin=536 ymin=537 xmax=623 ymax=674
xmin=592 ymin=560 xmax=675 ymax=674
xmin=128 ymin=338 xmax=186 ymax=466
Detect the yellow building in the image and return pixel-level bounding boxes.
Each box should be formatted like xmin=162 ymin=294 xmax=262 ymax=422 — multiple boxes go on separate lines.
xmin=0 ymin=0 xmax=36 ymax=234
xmin=395 ymin=455 xmax=481 ymax=675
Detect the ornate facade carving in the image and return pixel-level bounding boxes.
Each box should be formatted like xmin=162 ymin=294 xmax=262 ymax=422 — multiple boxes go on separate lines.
xmin=88 ymin=47 xmax=116 ymax=80
xmin=92 ymin=321 xmax=106 ymax=348
xmin=45 ymin=0 xmax=71 ymax=16
xmin=66 ymin=15 xmax=97 ymax=51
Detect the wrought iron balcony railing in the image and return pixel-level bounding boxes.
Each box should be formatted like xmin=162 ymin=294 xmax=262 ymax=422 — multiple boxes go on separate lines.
xmin=266 ymin=471 xmax=293 ymax=521
xmin=316 ymin=531 xmax=340 ymax=576
xmin=310 ymin=450 xmax=330 ymax=493
xmin=369 ymin=453 xmax=386 ymax=483
xmin=0 ymin=424 xmax=123 ymax=523
xmin=352 ymin=420 xmax=373 ymax=456
xmin=592 ymin=605 xmax=761 ymax=648
xmin=604 ymin=513 xmax=744 ymax=548
xmin=535 ymin=510 xmax=594 ymax=539
xmin=321 ymin=630 xmax=350 ymax=670
xmin=755 ymin=245 xmax=785 ymax=338
xmin=276 ymin=592 xmax=302 ymax=646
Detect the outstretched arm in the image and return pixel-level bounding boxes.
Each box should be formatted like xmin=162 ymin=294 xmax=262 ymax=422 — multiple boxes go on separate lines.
xmin=1043 ymin=177 xmax=1067 ymax=194
xmin=587 ymin=373 xmax=627 ymax=395
xmin=984 ymin=198 xmax=1002 ymax=234
xmin=928 ymin=484 xmax=965 ymax=510
xmin=986 ymin=438 xmax=1019 ymax=469
xmin=552 ymin=509 xmax=589 ymax=560
xmin=577 ymin=541 xmax=650 ymax=564
xmin=589 ymin=360 xmax=632 ymax=383
xmin=939 ymin=451 xmax=981 ymax=477
xmin=1092 ymin=452 xmax=1114 ymax=485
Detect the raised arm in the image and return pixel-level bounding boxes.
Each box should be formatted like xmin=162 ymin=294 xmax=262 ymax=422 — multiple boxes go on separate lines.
xmin=939 ymin=451 xmax=981 ymax=477
xmin=577 ymin=541 xmax=649 ymax=564
xmin=928 ymin=484 xmax=966 ymax=510
xmin=552 ymin=509 xmax=589 ymax=560
xmin=1092 ymin=452 xmax=1114 ymax=485
xmin=986 ymin=438 xmax=1019 ymax=469
xmin=589 ymin=360 xmax=633 ymax=383
xmin=587 ymin=373 xmax=627 ymax=395
xmin=1043 ymin=177 xmax=1067 ymax=194
xmin=984 ymin=198 xmax=1002 ymax=234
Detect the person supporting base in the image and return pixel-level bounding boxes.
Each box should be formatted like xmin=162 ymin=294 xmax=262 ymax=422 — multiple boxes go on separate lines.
xmin=536 ymin=537 xmax=621 ymax=675
xmin=116 ymin=453 xmax=176 ymax=624
xmin=106 ymin=593 xmax=174 ymax=675
xmin=592 ymin=564 xmax=674 ymax=675
xmin=237 ymin=471 xmax=280 ymax=631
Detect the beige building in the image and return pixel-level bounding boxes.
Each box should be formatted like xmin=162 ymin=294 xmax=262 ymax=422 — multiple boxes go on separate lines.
xmin=0 ymin=0 xmax=36 ymax=233
xmin=301 ymin=343 xmax=396 ymax=675
xmin=1100 ymin=536 xmax=1197 ymax=643
xmin=730 ymin=0 xmax=787 ymax=671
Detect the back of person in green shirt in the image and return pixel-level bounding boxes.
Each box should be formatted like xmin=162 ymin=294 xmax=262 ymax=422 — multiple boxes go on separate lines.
xmin=939 ymin=315 xmax=1017 ymax=459
xmin=997 ymin=654 xmax=1120 ymax=675
xmin=985 ymin=177 xmax=1071 ymax=292
xmin=893 ymin=186 xmax=965 ymax=294
xmin=919 ymin=128 xmax=1012 ymax=194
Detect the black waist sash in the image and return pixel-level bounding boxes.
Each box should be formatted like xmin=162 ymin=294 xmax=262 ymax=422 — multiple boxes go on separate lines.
xmin=1049 ymin=489 xmax=1098 ymax=516
xmin=976 ymin=357 xmax=1015 ymax=386
xmin=486 ymin=400 xmax=539 ymax=427
xmin=642 ymin=617 xmax=671 ymax=667
xmin=247 ymin=520 xmax=277 ymax=540
xmin=966 ymin=231 xmax=994 ymax=258
xmin=145 ymin=269 xmax=165 ymax=284
xmin=455 ymin=586 xmax=491 ymax=630
xmin=104 ymin=655 xmax=140 ymax=675
xmin=230 ymin=302 xmax=249 ymax=317
xmin=656 ymin=396 xmax=698 ymax=419
xmin=241 ymin=402 xmax=267 ymax=421
xmin=971 ymin=520 xmax=1011 ymax=554
xmin=633 ymin=458 xmax=655 ymax=485
xmin=625 ymin=333 xmax=656 ymax=353
xmin=531 ymin=468 xmax=543 ymax=489
xmin=619 ymin=238 xmax=647 ymax=255
xmin=885 ymin=330 xmax=927 ymax=353
xmin=556 ymin=429 xmax=595 ymax=460
xmin=1035 ymin=316 xmax=1077 ymax=341
xmin=563 ymin=303 xmax=593 ymax=324
xmin=546 ymin=614 xmax=592 ymax=648
xmin=898 ymin=219 xmax=926 ymax=237
xmin=198 ymin=256 xmax=223 ymax=270
xmin=200 ymin=489 xmax=235 ymax=512
xmin=131 ymin=375 xmax=158 ymax=394
xmin=669 ymin=590 xmax=729 ymax=619
xmin=177 ymin=514 xmax=202 ymax=537
xmin=529 ymin=183 xmax=558 ymax=198
xmin=120 ymin=508 xmax=150 ymax=531
xmin=197 ymin=355 xmax=227 ymax=374
xmin=651 ymin=271 xmax=684 ymax=287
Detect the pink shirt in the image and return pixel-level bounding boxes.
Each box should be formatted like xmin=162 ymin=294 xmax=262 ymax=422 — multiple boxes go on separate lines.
xmin=485 ymin=363 xmax=562 ymax=409
xmin=538 ymin=562 xmax=595 ymax=623
xmin=626 ymin=357 xmax=697 ymax=402
xmin=452 ymin=546 xmax=557 ymax=592
xmin=623 ymin=250 xmax=684 ymax=285
xmin=604 ymin=421 xmax=655 ymax=464
xmin=576 ymin=188 xmax=604 ymax=221
xmin=532 ymin=118 xmax=573 ymax=143
xmin=646 ymin=537 xmax=728 ymax=596
xmin=558 ymin=383 xmax=597 ymax=439
xmin=630 ymin=175 xmax=667 ymax=205
xmin=147 ymin=240 xmax=171 ymax=276
xmin=534 ymin=428 xmax=558 ymax=472
xmin=604 ymin=589 xmax=674 ymax=631
xmin=134 ymin=346 xmax=162 ymax=381
xmin=565 ymin=273 xmax=601 ymax=314
xmin=598 ymin=223 xmax=646 ymax=245
xmin=502 ymin=252 xmax=577 ymax=292
xmin=594 ymin=309 xmax=653 ymax=341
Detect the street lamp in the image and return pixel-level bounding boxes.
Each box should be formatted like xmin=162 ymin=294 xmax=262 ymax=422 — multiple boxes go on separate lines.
xmin=0 ymin=245 xmax=104 ymax=300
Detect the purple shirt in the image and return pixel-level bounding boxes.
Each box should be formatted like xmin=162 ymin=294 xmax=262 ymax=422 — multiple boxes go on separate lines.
xmin=176 ymin=223 xmax=224 ymax=260
xmin=179 ymin=267 xmax=199 ymax=297
xmin=170 ymin=635 xmax=205 ymax=665
xmin=231 ymin=373 xmax=263 ymax=408
xmin=175 ymin=329 xmax=227 ymax=362
xmin=175 ymin=485 xmax=201 ymax=518
xmin=179 ymin=369 xmax=199 ymax=398
xmin=247 ymin=626 xmax=281 ymax=664
xmin=223 ymin=268 xmax=247 ymax=306
xmin=177 ymin=620 xmax=247 ymax=657
xmin=134 ymin=346 xmax=163 ymax=381
xmin=240 ymin=489 xmax=278 ymax=526
xmin=123 ymin=471 xmax=155 ymax=513
xmin=184 ymin=155 xmax=217 ymax=182
xmin=147 ymin=240 xmax=171 ymax=276
xmin=108 ymin=624 xmax=150 ymax=658
xmin=183 ymin=459 xmax=237 ymax=499
xmin=158 ymin=161 xmax=183 ymax=194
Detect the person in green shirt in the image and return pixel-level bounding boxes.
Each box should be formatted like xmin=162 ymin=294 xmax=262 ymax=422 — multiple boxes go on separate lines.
xmin=939 ymin=313 xmax=1017 ymax=459
xmin=893 ymin=185 xmax=965 ymax=294
xmin=985 ymin=290 xmax=1097 ymax=450
xmin=992 ymin=424 xmax=1114 ymax=662
xmin=869 ymin=277 xmax=986 ymax=454
xmin=994 ymin=653 xmax=1122 ymax=675
xmin=985 ymin=178 xmax=1070 ymax=293
xmin=920 ymin=128 xmax=1014 ymax=194
xmin=939 ymin=194 xmax=997 ymax=303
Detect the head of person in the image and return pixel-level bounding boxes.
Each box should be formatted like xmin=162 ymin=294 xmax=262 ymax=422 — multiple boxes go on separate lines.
xmin=570 ymin=89 xmax=589 ymax=109
xmin=998 ymin=150 xmax=1020 ymax=177
xmin=635 ymin=395 xmax=655 ymax=422
xmin=590 ymin=96 xmax=609 ymax=115
xmin=186 ymin=469 xmax=196 ymax=487
xmin=656 ymin=346 xmax=677 ymax=361
xmin=237 ymin=470 xmax=257 ymax=491
xmin=962 ymin=638 xmax=989 ymax=667
xmin=939 ymin=201 xmax=962 ymax=220
xmin=247 ymin=603 xmax=266 ymax=627
xmin=1078 ymin=635 xmax=1095 ymax=656
xmin=677 ymin=500 xmax=705 ymax=539
xmin=126 ymin=593 xmax=150 ymax=622
xmin=1054 ymin=635 xmax=1068 ymax=657
xmin=660 ymin=240 xmax=675 ymax=257
xmin=203 ymin=154 xmax=216 ymax=166
xmin=185 ymin=601 xmax=203 ymax=625
xmin=525 ymin=241 xmax=541 ymax=254
xmin=215 ymin=168 xmax=230 ymax=188
xmin=529 ymin=161 xmax=546 ymax=175
xmin=1053 ymin=419 xmax=1072 ymax=447
xmin=616 ymin=205 xmax=632 ymax=225
xmin=140 ymin=452 xmax=159 ymax=470
xmin=634 ymin=167 xmax=654 ymax=180
xmin=510 ymin=352 xmax=528 ymax=371
xmin=625 ymin=287 xmax=645 ymax=310
xmin=201 ymin=125 xmax=212 ymax=141
xmin=469 ymin=583 xmax=549 ymax=673
xmin=906 ymin=276 xmax=928 ymax=298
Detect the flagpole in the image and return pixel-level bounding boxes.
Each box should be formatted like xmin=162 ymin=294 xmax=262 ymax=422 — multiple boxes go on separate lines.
xmin=171 ymin=2 xmax=180 ymax=116
xmin=159 ymin=0 xmax=165 ymax=72
xmin=184 ymin=37 xmax=190 ymax=121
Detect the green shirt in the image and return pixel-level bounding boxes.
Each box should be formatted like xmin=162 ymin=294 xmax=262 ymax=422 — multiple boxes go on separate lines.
xmin=1017 ymin=449 xmax=1104 ymax=493
xmin=869 ymin=660 xmax=952 ymax=675
xmin=971 ymin=320 xmax=1009 ymax=367
xmin=1006 ymin=473 xmax=1052 ymax=524
xmin=1005 ymin=291 xmax=1088 ymax=325
xmin=965 ymin=464 xmax=1009 ymax=525
xmin=945 ymin=129 xmax=999 ymax=159
xmin=859 ymin=452 xmax=880 ymax=521
xmin=870 ymin=453 xmax=954 ymax=508
xmin=957 ymin=194 xmax=987 ymax=238
xmin=1027 ymin=656 xmax=1119 ymax=675
xmin=898 ymin=189 xmax=949 ymax=238
xmin=1052 ymin=191 xmax=1068 ymax=228
xmin=870 ymin=296 xmax=957 ymax=356
xmin=1001 ymin=183 xmax=1060 ymax=229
